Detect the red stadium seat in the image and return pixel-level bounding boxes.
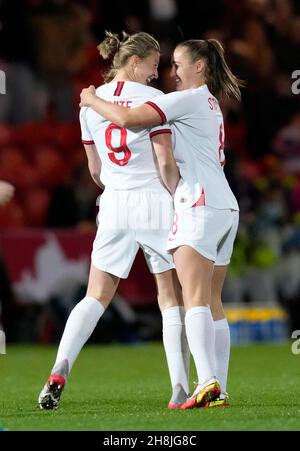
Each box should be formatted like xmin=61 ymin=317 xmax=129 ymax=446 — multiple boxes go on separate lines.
xmin=16 ymin=122 xmax=56 ymax=152
xmin=0 ymin=200 xmax=27 ymax=228
xmin=70 ymin=146 xmax=86 ymax=169
xmin=240 ymin=159 xmax=263 ymax=182
xmin=0 ymin=146 xmax=27 ymax=186
xmin=54 ymin=123 xmax=81 ymax=154
xmin=32 ymin=145 xmax=70 ymax=187
xmin=0 ymin=146 xmax=39 ymax=190
xmin=0 ymin=124 xmax=15 ymax=146
xmin=0 ymin=145 xmax=26 ymax=169
xmin=23 ymin=188 xmax=50 ymax=226
xmin=16 ymin=162 xmax=40 ymax=190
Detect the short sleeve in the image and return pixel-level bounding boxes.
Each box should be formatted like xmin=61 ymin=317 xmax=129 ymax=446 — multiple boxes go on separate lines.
xmin=149 ymin=123 xmax=172 ymax=139
xmin=145 ymin=90 xmax=197 ymax=124
xmin=79 ymin=107 xmax=94 ymax=144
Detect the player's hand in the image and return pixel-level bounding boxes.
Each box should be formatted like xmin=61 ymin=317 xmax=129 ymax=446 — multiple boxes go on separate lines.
xmin=0 ymin=181 xmax=15 ymax=206
xmin=80 ymin=85 xmax=97 ymax=107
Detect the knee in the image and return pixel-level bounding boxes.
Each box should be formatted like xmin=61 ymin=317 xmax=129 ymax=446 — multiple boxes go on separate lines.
xmin=182 ymin=289 xmax=210 ymax=309
xmin=157 ymin=295 xmax=179 ymax=311
xmin=85 ymin=288 xmax=112 ymax=309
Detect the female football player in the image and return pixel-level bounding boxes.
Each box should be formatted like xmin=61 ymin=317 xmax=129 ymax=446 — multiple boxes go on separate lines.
xmin=80 ymin=38 xmax=243 ymax=409
xmin=38 ymin=32 xmax=190 ymax=410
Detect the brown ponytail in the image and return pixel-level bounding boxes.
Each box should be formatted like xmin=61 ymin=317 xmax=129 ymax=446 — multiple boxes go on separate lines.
xmin=178 ymin=39 xmax=244 ymax=101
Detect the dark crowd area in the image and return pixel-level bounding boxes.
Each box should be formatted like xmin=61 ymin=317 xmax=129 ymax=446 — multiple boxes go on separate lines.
xmin=1 ymin=0 xmax=300 ymax=341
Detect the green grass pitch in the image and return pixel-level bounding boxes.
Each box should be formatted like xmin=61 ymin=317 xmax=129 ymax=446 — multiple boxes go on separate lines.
xmin=1 ymin=342 xmax=300 ymax=431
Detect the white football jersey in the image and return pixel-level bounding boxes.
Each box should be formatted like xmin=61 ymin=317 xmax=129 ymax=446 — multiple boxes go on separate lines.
xmin=80 ymin=81 xmax=171 ymax=190
xmin=146 ymin=84 xmax=239 ymax=211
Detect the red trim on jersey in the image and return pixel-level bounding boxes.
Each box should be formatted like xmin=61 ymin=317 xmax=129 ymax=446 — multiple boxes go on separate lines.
xmin=192 ymin=188 xmax=206 ymax=207
xmin=149 ymin=129 xmax=172 ymax=138
xmin=145 ymin=101 xmax=167 ymax=125
xmin=82 ymin=139 xmax=94 ymax=145
xmin=114 ymin=81 xmax=125 ymax=97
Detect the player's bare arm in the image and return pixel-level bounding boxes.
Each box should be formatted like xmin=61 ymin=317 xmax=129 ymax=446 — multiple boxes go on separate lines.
xmin=151 ymin=133 xmax=180 ymax=195
xmin=84 ymin=144 xmax=104 ymax=190
xmin=80 ymin=85 xmax=162 ymax=128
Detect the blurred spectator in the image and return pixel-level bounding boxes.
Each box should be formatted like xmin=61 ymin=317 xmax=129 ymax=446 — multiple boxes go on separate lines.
xmin=30 ymin=1 xmax=90 ymax=121
xmin=46 ymin=161 xmax=99 ymax=228
xmin=0 ymin=0 xmax=45 ymax=123
xmin=0 ymin=62 xmax=46 ymax=124
xmin=266 ymin=0 xmax=295 ymax=43
xmin=272 ymin=111 xmax=300 ymax=175
xmin=290 ymin=179 xmax=300 ymax=214
xmin=148 ymin=0 xmax=178 ymax=40
xmin=0 ymin=0 xmax=35 ymax=65
xmin=277 ymin=219 xmax=300 ymax=330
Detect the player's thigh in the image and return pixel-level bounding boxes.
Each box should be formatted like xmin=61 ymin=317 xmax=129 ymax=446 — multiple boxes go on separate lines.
xmin=172 ymin=245 xmax=214 ymax=309
xmin=86 ymin=263 xmax=120 ymax=309
xmin=153 ymin=269 xmax=180 ymax=311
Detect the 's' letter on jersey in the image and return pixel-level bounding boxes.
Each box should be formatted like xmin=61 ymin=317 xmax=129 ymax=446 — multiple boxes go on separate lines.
xmin=0 ymin=70 xmax=6 ymax=94
xmin=291 ymin=70 xmax=300 ymax=95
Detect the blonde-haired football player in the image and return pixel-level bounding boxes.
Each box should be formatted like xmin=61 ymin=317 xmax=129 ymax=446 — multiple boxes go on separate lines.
xmin=38 ymin=31 xmax=190 ymax=410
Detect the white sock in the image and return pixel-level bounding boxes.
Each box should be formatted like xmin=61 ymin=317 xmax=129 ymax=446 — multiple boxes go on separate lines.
xmin=52 ymin=296 xmax=105 ymax=376
xmin=214 ymin=318 xmax=230 ymax=393
xmin=162 ymin=306 xmax=189 ymax=394
xmin=179 ymin=306 xmax=190 ymax=389
xmin=185 ymin=306 xmax=216 ymax=386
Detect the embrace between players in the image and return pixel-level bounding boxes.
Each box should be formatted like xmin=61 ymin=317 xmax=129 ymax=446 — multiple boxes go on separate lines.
xmin=39 ymin=30 xmax=242 ymax=410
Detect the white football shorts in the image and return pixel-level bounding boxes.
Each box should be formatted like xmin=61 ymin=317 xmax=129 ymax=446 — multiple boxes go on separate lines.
xmin=92 ymin=187 xmax=175 ymax=278
xmin=166 ymin=205 xmax=239 ymax=265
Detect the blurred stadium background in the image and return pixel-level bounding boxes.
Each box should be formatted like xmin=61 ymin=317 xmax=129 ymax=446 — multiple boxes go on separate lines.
xmin=0 ymin=0 xmax=300 ymax=347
